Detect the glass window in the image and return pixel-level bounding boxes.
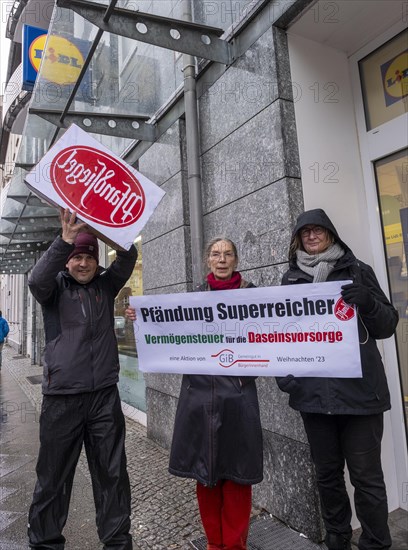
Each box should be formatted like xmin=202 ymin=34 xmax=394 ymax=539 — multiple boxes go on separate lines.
xmin=17 ymin=0 xmax=257 ymax=170
xmin=109 ymin=237 xmax=145 ymax=411
xmin=359 ymin=30 xmax=408 ymax=130
xmin=375 ymin=149 xmax=408 ymax=425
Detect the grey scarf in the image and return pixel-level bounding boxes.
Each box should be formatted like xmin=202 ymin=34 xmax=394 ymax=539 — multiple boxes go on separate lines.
xmin=296 ymin=243 xmax=345 ymax=282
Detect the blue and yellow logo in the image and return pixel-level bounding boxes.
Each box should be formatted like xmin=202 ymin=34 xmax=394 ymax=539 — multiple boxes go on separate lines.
xmin=29 ymin=35 xmax=84 ymax=85
xmin=381 ymin=50 xmax=408 ymax=107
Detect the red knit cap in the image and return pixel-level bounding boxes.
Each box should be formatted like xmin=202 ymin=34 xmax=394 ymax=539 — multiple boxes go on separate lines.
xmin=67 ymin=233 xmax=99 ymax=263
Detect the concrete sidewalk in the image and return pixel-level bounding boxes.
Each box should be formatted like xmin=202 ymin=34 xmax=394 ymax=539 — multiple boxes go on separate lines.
xmin=1 ymin=345 xmax=406 ymax=549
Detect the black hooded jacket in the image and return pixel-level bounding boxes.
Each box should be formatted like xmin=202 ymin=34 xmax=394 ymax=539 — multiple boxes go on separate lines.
xmin=28 ymin=236 xmax=137 ymax=395
xmin=277 ymin=209 xmax=398 ymax=415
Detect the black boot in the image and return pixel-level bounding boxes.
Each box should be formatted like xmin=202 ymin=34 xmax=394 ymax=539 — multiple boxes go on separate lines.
xmin=325 ymin=532 xmax=352 ymax=550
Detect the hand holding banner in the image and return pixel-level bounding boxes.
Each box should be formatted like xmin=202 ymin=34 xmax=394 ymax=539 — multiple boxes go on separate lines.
xmin=130 ymin=281 xmax=362 ymax=378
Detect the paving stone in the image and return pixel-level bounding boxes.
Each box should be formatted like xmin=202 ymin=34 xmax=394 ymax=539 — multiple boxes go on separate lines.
xmin=1 ymin=345 xmax=406 ymax=550
xmin=0 ymin=346 xmax=203 ymax=549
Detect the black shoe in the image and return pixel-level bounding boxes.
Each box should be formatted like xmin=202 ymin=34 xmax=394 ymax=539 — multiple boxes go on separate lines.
xmin=325 ymin=532 xmax=352 ymax=550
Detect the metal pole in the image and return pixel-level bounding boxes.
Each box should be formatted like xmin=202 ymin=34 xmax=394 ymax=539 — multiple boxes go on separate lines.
xmin=22 ymin=273 xmax=28 ymax=356
xmin=182 ymin=0 xmax=204 ymax=288
xmin=31 ymin=295 xmax=36 ymax=365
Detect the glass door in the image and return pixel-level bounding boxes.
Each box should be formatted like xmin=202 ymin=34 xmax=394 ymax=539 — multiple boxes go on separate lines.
xmin=350 ymin=21 xmax=408 ymax=509
xmin=355 ymin=27 xmax=408 ymax=438
xmin=110 ymin=237 xmax=146 ymax=412
xmin=374 ymin=149 xmax=408 ymax=425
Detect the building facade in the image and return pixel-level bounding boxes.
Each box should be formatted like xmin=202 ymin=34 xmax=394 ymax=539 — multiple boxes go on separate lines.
xmin=0 ymin=0 xmax=406 ymax=541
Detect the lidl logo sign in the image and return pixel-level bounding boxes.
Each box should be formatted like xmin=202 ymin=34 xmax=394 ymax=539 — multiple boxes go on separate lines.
xmin=30 ymin=35 xmax=84 ymax=85
xmin=381 ymin=49 xmax=408 ymax=107
xmin=23 ymin=25 xmax=46 ymax=90
xmin=28 ymin=34 xmax=47 ymax=72
xmin=23 ymin=25 xmax=88 ymax=91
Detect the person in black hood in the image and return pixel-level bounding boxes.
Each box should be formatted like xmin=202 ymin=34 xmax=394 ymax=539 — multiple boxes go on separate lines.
xmin=27 ymin=209 xmax=137 ymax=550
xmin=277 ymin=208 xmax=398 ymax=550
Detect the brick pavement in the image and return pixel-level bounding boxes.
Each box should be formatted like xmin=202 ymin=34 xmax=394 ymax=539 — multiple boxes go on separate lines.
xmin=1 ymin=345 xmax=203 ymax=549
xmin=2 ymin=345 xmax=406 ymax=550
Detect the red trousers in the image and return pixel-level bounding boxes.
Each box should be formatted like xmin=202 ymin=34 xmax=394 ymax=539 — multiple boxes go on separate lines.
xmin=196 ymin=480 xmax=252 ymax=550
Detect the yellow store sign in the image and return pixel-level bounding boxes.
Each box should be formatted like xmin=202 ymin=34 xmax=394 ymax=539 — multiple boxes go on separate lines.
xmin=384 ymin=222 xmax=403 ymax=244
xmin=29 ymin=35 xmax=84 ymax=85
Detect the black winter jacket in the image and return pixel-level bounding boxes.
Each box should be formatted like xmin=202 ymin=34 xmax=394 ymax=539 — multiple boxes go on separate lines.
xmin=168 ymin=280 xmax=263 ymax=487
xmin=277 ymin=209 xmax=398 ymax=415
xmin=28 ymin=236 xmax=137 ymax=395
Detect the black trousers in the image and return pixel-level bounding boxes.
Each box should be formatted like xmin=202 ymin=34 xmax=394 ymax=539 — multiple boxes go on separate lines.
xmin=301 ymin=413 xmax=391 ymax=550
xmin=28 ymin=386 xmax=132 ymax=549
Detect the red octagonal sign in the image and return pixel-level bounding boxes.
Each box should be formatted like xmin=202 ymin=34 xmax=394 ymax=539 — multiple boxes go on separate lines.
xmin=50 ymin=146 xmax=146 ymax=227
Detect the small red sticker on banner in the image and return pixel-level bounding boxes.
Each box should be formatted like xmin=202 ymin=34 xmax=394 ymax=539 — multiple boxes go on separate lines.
xmin=334 ymin=297 xmax=355 ymax=321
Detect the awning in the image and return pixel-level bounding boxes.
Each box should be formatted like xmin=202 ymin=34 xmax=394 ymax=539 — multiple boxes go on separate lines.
xmin=0 ymin=0 xmax=266 ymax=273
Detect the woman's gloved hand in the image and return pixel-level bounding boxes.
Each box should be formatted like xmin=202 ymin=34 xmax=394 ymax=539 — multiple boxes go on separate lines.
xmin=277 ymin=374 xmax=299 ymax=393
xmin=341 ymin=283 xmax=375 ymax=313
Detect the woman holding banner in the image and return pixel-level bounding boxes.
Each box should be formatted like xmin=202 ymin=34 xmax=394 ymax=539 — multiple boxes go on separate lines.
xmin=127 ymin=238 xmax=262 ymax=550
xmin=277 ymin=209 xmax=398 ymax=550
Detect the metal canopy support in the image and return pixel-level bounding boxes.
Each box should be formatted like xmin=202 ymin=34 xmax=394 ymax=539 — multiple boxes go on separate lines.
xmin=57 ymin=0 xmax=233 ymax=65
xmin=1 ymin=217 xmax=57 ymax=225
xmin=7 ymin=195 xmax=48 ymax=207
xmin=124 ymin=0 xmax=301 ymax=165
xmin=2 ymin=255 xmax=36 ymax=262
xmin=14 ymin=164 xmax=35 ymax=170
xmin=0 ymin=237 xmax=53 ymax=246
xmin=1 ymin=262 xmax=34 ymax=271
xmin=0 ymin=0 xmax=304 ymax=273
xmin=29 ymin=109 xmax=157 ymax=142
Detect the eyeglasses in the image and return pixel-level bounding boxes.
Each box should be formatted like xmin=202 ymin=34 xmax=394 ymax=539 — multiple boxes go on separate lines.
xmin=300 ymin=225 xmax=326 ymax=237
xmin=209 ymin=252 xmax=235 ymax=260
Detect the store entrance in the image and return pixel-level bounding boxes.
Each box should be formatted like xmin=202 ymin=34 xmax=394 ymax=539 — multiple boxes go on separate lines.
xmin=351 ymin=23 xmax=408 ymax=511
xmin=374 ymin=149 xmax=408 ymax=426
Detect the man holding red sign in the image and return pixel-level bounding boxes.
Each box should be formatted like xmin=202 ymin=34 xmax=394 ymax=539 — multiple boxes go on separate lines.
xmin=27 ymin=209 xmax=137 ymax=550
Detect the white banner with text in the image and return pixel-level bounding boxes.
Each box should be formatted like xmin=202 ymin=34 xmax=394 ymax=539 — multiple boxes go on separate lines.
xmin=130 ymin=281 xmax=362 ymax=377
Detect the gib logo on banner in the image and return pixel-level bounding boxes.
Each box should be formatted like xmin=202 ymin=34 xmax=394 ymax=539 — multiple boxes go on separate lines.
xmin=25 ymin=124 xmax=165 ymax=249
xmin=130 ymin=281 xmax=363 ymax=378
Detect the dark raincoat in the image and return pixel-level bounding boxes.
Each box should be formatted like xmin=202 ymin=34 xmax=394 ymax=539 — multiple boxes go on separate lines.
xmin=27 ymin=236 xmax=136 ymax=549
xmin=168 ymin=280 xmax=263 ymax=487
xmin=28 ymin=236 xmax=138 ymax=395
xmin=277 ymin=209 xmax=398 ymax=415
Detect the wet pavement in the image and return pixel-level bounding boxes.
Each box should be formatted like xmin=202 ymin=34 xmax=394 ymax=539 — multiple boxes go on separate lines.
xmin=0 ymin=346 xmax=203 ymax=549
xmin=0 ymin=345 xmax=407 ymax=549
xmin=0 ymin=352 xmax=104 ymax=548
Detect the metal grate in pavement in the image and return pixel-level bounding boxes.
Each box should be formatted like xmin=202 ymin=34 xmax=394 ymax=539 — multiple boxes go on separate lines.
xmin=189 ymin=513 xmax=323 ymax=550
xmin=26 ymin=375 xmax=42 ymax=385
